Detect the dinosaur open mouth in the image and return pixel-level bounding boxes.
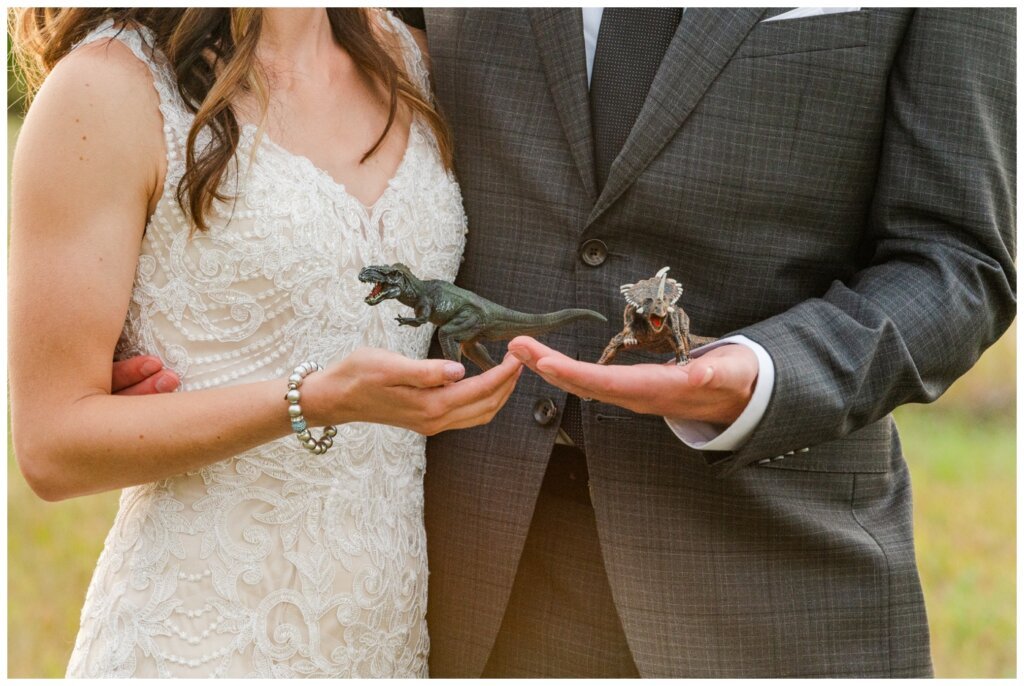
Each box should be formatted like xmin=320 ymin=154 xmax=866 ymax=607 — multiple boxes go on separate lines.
xmin=650 ymin=314 xmax=665 ymax=330
xmin=363 ymin=280 xmax=392 ymax=305
xmin=358 ymin=267 xmax=398 ymax=305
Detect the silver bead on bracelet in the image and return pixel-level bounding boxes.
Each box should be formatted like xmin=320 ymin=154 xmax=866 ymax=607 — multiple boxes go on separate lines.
xmin=285 ymin=362 xmax=337 ymax=455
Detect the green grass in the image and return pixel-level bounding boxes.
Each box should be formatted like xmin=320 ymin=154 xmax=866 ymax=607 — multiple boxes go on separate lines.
xmin=6 ymin=112 xmax=1016 ymax=677
xmin=7 ymin=452 xmax=120 ymax=677
xmin=896 ymin=408 xmax=1015 ymax=677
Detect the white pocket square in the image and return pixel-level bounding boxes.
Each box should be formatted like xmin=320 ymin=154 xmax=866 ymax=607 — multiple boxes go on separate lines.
xmin=761 ymin=7 xmax=861 ymax=23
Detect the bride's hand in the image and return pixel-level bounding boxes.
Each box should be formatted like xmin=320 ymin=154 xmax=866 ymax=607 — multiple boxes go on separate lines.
xmin=300 ymin=347 xmax=523 ymax=435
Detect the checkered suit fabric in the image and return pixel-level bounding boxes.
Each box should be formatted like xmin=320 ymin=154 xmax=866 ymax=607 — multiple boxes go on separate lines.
xmin=420 ymin=8 xmax=1016 ymax=677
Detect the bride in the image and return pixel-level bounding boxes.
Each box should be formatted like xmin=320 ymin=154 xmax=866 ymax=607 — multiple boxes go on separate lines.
xmin=9 ymin=8 xmax=521 ymax=678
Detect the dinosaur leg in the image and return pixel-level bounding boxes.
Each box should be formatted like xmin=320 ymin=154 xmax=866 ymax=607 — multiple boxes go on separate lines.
xmin=672 ymin=335 xmax=688 ymax=365
xmin=438 ymin=308 xmax=485 ymax=369
xmin=621 ymin=306 xmax=639 ymax=346
xmin=597 ymin=332 xmax=627 ymax=365
xmin=438 ymin=330 xmax=462 ymax=363
xmin=461 ymin=340 xmax=498 ymax=371
xmin=671 ymin=310 xmax=690 ymax=364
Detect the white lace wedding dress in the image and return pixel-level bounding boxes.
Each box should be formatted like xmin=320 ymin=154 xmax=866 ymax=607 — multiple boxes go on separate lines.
xmin=65 ymin=14 xmax=466 ymax=678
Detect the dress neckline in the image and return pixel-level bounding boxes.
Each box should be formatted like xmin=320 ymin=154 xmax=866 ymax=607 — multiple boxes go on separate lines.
xmin=241 ymin=118 xmax=419 ymax=213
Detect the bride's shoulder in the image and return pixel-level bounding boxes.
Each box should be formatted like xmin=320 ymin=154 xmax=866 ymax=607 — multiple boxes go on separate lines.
xmin=54 ymin=34 xmax=158 ymax=92
xmin=40 ymin=36 xmax=164 ymax=127
xmin=19 ymin=35 xmax=166 ymax=189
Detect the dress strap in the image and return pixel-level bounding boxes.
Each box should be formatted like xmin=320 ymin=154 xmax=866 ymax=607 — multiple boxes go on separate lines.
xmin=72 ymin=19 xmax=192 ymax=158
xmin=378 ymin=10 xmax=434 ymax=102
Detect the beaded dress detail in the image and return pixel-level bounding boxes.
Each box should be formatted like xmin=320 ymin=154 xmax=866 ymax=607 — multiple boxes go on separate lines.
xmin=65 ymin=14 xmax=466 ymax=678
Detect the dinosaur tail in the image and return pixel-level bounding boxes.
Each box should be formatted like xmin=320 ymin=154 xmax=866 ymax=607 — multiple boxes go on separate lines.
xmin=490 ymin=308 xmax=607 ymax=339
xmin=688 ymin=334 xmax=718 ymax=348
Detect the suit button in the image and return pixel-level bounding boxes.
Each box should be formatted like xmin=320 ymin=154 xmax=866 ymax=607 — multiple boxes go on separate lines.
xmin=533 ymin=398 xmax=559 ymax=426
xmin=580 ymin=239 xmax=608 ymax=266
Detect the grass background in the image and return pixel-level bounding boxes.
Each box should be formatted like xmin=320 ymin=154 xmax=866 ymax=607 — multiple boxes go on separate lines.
xmin=6 ymin=104 xmax=1016 ymax=677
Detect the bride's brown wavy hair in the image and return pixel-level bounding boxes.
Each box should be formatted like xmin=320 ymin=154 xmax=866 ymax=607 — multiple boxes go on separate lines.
xmin=11 ymin=8 xmax=453 ymax=231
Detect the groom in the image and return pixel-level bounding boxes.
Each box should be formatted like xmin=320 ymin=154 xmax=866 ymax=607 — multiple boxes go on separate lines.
xmin=118 ymin=7 xmax=1015 ymax=677
xmin=407 ymin=7 xmax=1015 ymax=678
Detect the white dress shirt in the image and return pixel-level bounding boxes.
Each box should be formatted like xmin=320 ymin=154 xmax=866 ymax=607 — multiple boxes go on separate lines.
xmin=581 ymin=7 xmax=775 ymax=451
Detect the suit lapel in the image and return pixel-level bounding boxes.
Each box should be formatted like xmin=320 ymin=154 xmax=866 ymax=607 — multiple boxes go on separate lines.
xmin=529 ymin=9 xmax=598 ymax=201
xmin=587 ymin=8 xmax=766 ymax=225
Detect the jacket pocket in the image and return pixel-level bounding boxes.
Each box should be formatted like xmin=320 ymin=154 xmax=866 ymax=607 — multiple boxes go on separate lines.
xmin=757 ymin=416 xmax=893 ymax=474
xmin=734 ymin=10 xmax=869 ymax=59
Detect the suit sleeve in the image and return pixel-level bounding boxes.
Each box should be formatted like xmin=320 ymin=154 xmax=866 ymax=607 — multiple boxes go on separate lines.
xmin=720 ymin=8 xmax=1016 ymax=471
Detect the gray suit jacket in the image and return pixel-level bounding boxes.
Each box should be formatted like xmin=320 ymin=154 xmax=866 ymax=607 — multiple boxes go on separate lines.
xmin=420 ymin=8 xmax=1015 ymax=677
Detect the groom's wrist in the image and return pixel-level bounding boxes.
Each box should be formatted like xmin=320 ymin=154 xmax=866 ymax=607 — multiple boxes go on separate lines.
xmin=664 ymin=335 xmax=774 ymax=451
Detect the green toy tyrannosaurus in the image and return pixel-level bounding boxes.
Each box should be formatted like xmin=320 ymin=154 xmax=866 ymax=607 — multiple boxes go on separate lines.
xmin=359 ymin=263 xmax=606 ymax=371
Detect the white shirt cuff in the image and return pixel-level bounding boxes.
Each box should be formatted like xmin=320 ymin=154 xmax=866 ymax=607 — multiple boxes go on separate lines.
xmin=663 ymin=335 xmax=775 ymax=451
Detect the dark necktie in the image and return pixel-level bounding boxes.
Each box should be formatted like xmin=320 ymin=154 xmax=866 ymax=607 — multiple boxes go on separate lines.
xmin=589 ymin=7 xmax=683 ymax=190
xmin=559 ymin=8 xmax=682 ymax=453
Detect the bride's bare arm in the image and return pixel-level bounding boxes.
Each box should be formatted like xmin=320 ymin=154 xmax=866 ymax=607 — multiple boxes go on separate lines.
xmin=10 ymin=41 xmax=521 ymax=502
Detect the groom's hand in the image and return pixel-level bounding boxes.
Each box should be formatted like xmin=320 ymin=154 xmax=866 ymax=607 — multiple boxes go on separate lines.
xmin=507 ymin=336 xmax=758 ymax=426
xmin=111 ymin=356 xmax=180 ymax=396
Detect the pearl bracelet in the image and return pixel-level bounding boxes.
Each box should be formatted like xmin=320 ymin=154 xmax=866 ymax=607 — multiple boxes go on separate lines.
xmin=285 ymin=362 xmax=337 ymax=455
